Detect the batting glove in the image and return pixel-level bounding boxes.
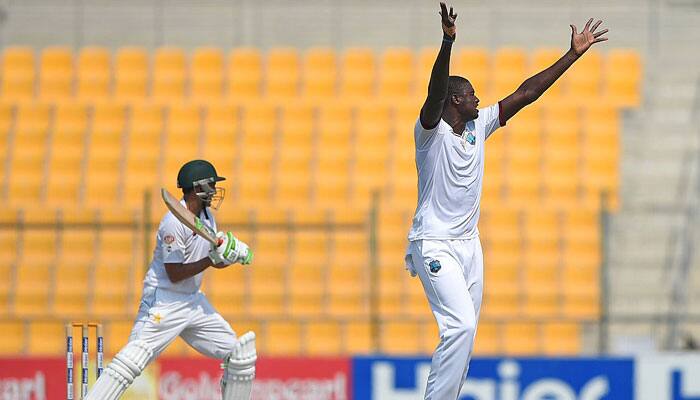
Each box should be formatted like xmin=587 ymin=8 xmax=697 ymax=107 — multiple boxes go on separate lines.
xmin=209 ymin=231 xmax=254 ymax=266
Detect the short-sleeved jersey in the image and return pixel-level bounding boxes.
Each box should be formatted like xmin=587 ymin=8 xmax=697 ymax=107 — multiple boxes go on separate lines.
xmin=407 ymin=104 xmax=502 ymax=241
xmin=143 ymin=200 xmax=217 ymax=293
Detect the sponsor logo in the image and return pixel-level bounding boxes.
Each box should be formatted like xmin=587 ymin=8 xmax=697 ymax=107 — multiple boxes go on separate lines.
xmin=164 ymin=235 xmax=175 ymax=244
xmin=429 ymin=260 xmax=441 ymax=273
xmin=150 ymin=312 xmax=163 ymax=324
xmin=466 ymin=132 xmax=476 ymax=145
xmin=0 ymin=372 xmax=46 ymax=400
xmin=636 ymin=355 xmax=700 ymax=400
xmin=353 ymin=357 xmax=634 ymax=400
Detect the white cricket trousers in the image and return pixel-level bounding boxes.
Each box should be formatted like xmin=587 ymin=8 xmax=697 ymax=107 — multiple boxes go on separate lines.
xmin=129 ymin=285 xmax=238 ymax=360
xmin=405 ymin=238 xmax=484 ymax=400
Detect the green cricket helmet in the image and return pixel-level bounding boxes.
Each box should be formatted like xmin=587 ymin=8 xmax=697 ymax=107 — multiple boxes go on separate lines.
xmin=177 ymin=159 xmax=226 ymax=209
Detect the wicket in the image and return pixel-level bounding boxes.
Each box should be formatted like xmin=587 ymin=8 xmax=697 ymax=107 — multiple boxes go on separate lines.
xmin=65 ymin=322 xmax=104 ymax=400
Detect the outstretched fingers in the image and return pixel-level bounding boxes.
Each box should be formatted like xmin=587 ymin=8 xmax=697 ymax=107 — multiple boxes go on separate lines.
xmin=583 ymin=18 xmax=593 ymax=31
xmin=593 ymin=28 xmax=608 ymax=38
xmin=594 ymin=36 xmax=609 ymax=43
xmin=590 ymin=19 xmax=602 ymax=33
xmin=570 ymin=24 xmax=578 ymax=35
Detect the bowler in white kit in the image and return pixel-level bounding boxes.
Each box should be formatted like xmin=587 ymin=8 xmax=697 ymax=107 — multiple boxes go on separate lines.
xmin=86 ymin=160 xmax=257 ymax=400
xmin=406 ymin=3 xmax=609 ymax=399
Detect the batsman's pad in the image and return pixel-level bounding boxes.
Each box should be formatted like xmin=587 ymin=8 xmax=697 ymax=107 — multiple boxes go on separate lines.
xmin=85 ymin=340 xmax=154 ymax=400
xmin=221 ymin=331 xmax=257 ymax=400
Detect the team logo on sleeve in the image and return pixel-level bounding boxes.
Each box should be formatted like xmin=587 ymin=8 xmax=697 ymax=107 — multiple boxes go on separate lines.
xmin=429 ymin=260 xmax=442 ymax=273
xmin=164 ymin=235 xmax=175 ymax=244
xmin=466 ymin=132 xmax=476 ymax=145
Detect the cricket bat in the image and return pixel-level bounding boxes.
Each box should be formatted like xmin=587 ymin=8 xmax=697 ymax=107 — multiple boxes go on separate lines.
xmin=160 ymin=188 xmax=219 ymax=246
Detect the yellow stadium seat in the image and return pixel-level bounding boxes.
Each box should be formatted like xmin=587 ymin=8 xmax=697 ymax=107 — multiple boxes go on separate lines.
xmin=47 ymin=102 xmax=87 ymax=205
xmin=92 ymin=262 xmax=133 ymax=317
xmin=191 ymin=47 xmax=224 ymax=100
xmin=566 ymin=49 xmax=602 ymax=101
xmin=0 ymin=321 xmax=24 ymax=355
xmin=39 ymin=47 xmax=73 ymax=100
xmin=0 ymin=102 xmax=13 ymax=176
xmin=14 ymin=262 xmax=52 ymax=316
xmin=122 ymin=102 xmax=164 ymax=204
xmin=415 ymin=47 xmax=438 ymax=96
xmin=114 ymin=47 xmax=148 ymax=100
xmin=328 ymin=265 xmax=367 ymax=317
xmin=302 ymin=47 xmax=337 ymax=98
xmin=53 ymin=261 xmax=90 ymax=317
xmin=306 ymin=321 xmax=342 ymax=355
xmin=0 ymin=263 xmax=11 ymax=313
xmin=0 ymin=230 xmax=19 ymax=266
xmin=266 ymin=48 xmax=300 ymax=99
xmin=1 ymin=47 xmax=35 ymax=99
xmin=345 ymin=321 xmax=372 ymax=354
xmin=8 ymin=102 xmax=51 ymax=204
xmin=162 ymin=103 xmax=202 ymax=175
xmin=378 ymin=47 xmax=413 ymax=96
xmin=340 ymin=48 xmax=375 ymax=98
xmin=206 ymin=266 xmax=246 ymax=316
xmin=202 ymin=102 xmax=238 ymax=170
xmin=28 ymin=321 xmax=64 ymax=355
xmin=482 ymin=290 xmax=520 ymax=318
xmin=106 ymin=320 xmax=133 ymax=356
xmin=61 ymin=229 xmax=96 ymax=265
xmin=99 ymin=229 xmax=137 ymax=267
xmin=604 ymin=49 xmax=642 ymax=107
xmin=492 ymin=48 xmax=526 ymax=98
xmin=288 ymin=264 xmax=324 ymax=317
xmin=265 ymin=321 xmax=302 ymax=355
xmin=473 ymin=322 xmax=500 ymax=355
xmin=313 ymin=102 xmax=352 ymax=206
xmin=228 ymin=48 xmax=262 ymax=98
xmin=503 ymin=322 xmax=540 ymax=355
xmin=249 ymin=264 xmax=285 ymax=317
xmin=152 ymin=47 xmax=186 ymax=100
xmin=542 ymin=322 xmax=581 ymax=355
xmin=275 ymin=103 xmax=314 ymax=204
xmin=77 ymin=47 xmax=111 ymax=99
xmin=381 ymin=321 xmax=420 ymax=354
xmin=453 ymin=47 xmax=490 ymax=95
xmin=352 ymin=103 xmax=391 ymax=203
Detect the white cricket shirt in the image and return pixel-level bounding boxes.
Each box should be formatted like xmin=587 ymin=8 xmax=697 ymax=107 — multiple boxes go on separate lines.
xmin=407 ymin=104 xmax=502 ymax=241
xmin=143 ymin=200 xmax=217 ymax=294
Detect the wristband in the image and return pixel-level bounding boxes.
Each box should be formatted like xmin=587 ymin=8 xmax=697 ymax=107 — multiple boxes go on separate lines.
xmin=442 ymin=34 xmax=455 ymax=44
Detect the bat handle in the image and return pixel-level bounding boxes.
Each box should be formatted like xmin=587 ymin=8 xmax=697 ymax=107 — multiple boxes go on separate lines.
xmin=217 ymin=238 xmax=224 ymax=247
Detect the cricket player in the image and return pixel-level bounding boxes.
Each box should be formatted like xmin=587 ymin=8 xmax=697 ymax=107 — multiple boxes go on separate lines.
xmin=86 ymin=159 xmax=257 ymax=400
xmin=404 ymin=3 xmax=608 ymax=399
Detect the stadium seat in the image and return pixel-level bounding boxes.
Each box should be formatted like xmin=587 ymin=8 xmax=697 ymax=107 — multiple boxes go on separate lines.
xmin=305 ymin=321 xmax=342 ymax=355
xmin=381 ymin=321 xmax=421 ymax=354
xmin=0 ymin=321 xmax=24 ymax=355
xmin=162 ymin=103 xmax=202 ymax=177
xmin=604 ymin=49 xmax=642 ymax=106
xmin=288 ymin=263 xmax=324 ymax=317
xmin=105 ymin=320 xmax=134 ymax=356
xmin=566 ymin=49 xmax=602 ymax=101
xmin=14 ymin=261 xmax=52 ymax=316
xmin=313 ymin=102 xmax=352 ymax=206
xmin=46 ymin=101 xmax=87 ymax=206
xmin=114 ymin=47 xmax=148 ymax=100
xmin=265 ymin=321 xmax=302 ymax=355
xmin=344 ymin=321 xmax=372 ymax=354
xmin=53 ymin=260 xmax=90 ymax=317
xmin=302 ymin=47 xmax=337 ymax=98
xmin=28 ymin=321 xmax=64 ymax=355
xmin=38 ymin=47 xmax=73 ymax=100
xmin=542 ymin=322 xmax=581 ymax=355
xmin=492 ymin=48 xmax=526 ymax=100
xmin=340 ymin=48 xmax=375 ymax=98
xmin=77 ymin=47 xmax=111 ymax=99
xmin=206 ymin=265 xmax=246 ymax=316
xmin=191 ymin=47 xmax=224 ymax=100
xmin=378 ymin=48 xmax=413 ymax=96
xmin=152 ymin=47 xmax=186 ymax=100
xmin=8 ymin=102 xmax=51 ymax=205
xmin=228 ymin=48 xmax=262 ymax=98
xmin=201 ymin=102 xmax=238 ymax=172
xmin=473 ymin=322 xmax=500 ymax=355
xmin=503 ymin=322 xmax=539 ymax=355
xmin=266 ymin=48 xmax=300 ymax=99
xmin=1 ymin=47 xmax=35 ymax=99
xmin=453 ymin=47 xmax=490 ymax=97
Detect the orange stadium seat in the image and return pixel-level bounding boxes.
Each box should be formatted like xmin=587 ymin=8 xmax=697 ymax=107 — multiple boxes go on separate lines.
xmin=53 ymin=260 xmax=90 ymax=317
xmin=0 ymin=321 xmax=24 ymax=355
xmin=605 ymin=49 xmax=642 ymax=107
xmin=566 ymin=49 xmax=602 ymax=102
xmin=228 ymin=48 xmax=262 ymax=98
xmin=162 ymin=103 xmax=202 ymax=178
xmin=1 ymin=47 xmax=35 ymax=99
xmin=38 ymin=47 xmax=73 ymax=100
xmin=46 ymin=101 xmax=87 ymax=206
xmin=453 ymin=47 xmax=490 ymax=97
xmin=84 ymin=102 xmax=126 ymax=207
xmin=340 ymin=48 xmax=375 ymax=98
xmin=191 ymin=47 xmax=224 ymax=100
xmin=265 ymin=321 xmax=302 ymax=355
xmin=8 ymin=102 xmax=51 ymax=205
xmin=274 ymin=103 xmax=314 ymax=205
xmin=491 ymin=48 xmax=526 ymax=100
xmin=28 ymin=321 xmax=64 ymax=355
xmin=378 ymin=48 xmax=413 ymax=97
xmin=381 ymin=321 xmax=420 ymax=354
xmin=237 ymin=100 xmax=276 ymax=205
xmin=201 ymin=102 xmax=238 ymax=174
xmin=152 ymin=47 xmax=186 ymax=100
xmin=313 ymin=102 xmax=352 ymax=206
xmin=114 ymin=47 xmax=148 ymax=100
xmin=77 ymin=47 xmax=111 ymax=99
xmin=345 ymin=321 xmax=372 ymax=354
xmin=123 ymin=102 xmax=164 ymax=206
xmin=306 ymin=321 xmax=342 ymax=355
xmin=266 ymin=48 xmax=300 ymax=99
xmin=302 ymin=47 xmax=337 ymax=98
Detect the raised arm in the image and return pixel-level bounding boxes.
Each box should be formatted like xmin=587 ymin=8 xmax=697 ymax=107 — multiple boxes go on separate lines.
xmin=420 ymin=2 xmax=458 ymax=130
xmin=499 ymin=18 xmax=609 ymax=124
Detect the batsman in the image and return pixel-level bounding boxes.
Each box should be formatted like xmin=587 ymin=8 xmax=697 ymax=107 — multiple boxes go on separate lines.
xmin=86 ymin=160 xmax=257 ymax=400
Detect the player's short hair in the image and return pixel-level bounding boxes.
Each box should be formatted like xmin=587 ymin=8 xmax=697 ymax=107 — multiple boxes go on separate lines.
xmin=448 ymin=76 xmax=471 ymax=96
